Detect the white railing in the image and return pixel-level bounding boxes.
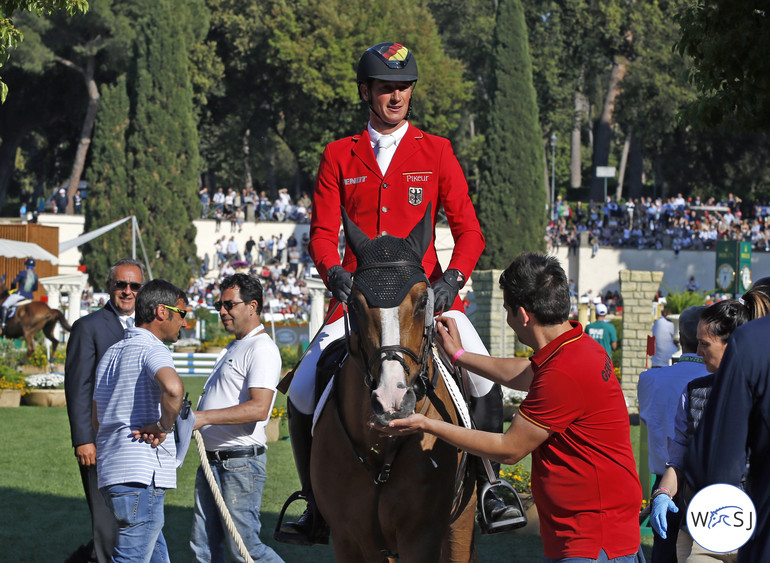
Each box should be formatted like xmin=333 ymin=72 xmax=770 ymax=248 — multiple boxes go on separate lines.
xmin=172 ymin=352 xmax=220 ymax=377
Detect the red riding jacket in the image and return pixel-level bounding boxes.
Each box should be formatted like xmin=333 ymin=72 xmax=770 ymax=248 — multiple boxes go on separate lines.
xmin=309 ymin=123 xmax=485 ymax=321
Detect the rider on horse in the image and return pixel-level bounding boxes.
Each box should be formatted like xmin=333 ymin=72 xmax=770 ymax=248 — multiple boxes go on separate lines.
xmin=277 ymin=41 xmax=519 ymax=545
xmin=0 ymin=257 xmax=38 ymax=335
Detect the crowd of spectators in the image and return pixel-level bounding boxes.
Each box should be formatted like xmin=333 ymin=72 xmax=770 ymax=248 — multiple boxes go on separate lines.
xmin=185 ymin=231 xmax=315 ymax=322
xmin=200 ymin=186 xmax=311 ymax=228
xmin=546 ymin=193 xmax=770 ymax=255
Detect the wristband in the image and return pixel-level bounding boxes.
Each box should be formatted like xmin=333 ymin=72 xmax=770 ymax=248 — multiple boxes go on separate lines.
xmin=451 ymin=348 xmax=466 ymax=365
xmin=651 ymin=487 xmax=672 ymax=500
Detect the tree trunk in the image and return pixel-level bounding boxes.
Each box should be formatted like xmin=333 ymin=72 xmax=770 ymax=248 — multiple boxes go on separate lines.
xmin=243 ymin=128 xmax=253 ymax=192
xmin=59 ymin=54 xmax=99 ymax=214
xmin=617 ymin=126 xmax=632 ymax=200
xmin=571 ymin=73 xmax=588 ymax=188
xmin=628 ymin=132 xmax=644 ymax=200
xmin=590 ymin=58 xmax=627 ymax=200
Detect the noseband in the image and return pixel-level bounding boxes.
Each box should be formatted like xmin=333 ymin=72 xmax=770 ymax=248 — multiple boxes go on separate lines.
xmin=343 ymin=260 xmax=435 ymax=401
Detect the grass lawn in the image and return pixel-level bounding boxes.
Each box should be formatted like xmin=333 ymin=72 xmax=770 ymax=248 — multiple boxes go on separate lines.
xmin=0 ymin=377 xmax=652 ymax=561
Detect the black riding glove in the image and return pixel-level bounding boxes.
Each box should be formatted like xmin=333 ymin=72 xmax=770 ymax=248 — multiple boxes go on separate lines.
xmin=431 ymin=269 xmax=464 ymax=313
xmin=327 ymin=265 xmax=353 ymax=304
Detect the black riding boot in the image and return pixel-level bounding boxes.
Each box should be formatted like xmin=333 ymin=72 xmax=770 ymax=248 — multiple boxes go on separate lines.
xmin=274 ymin=399 xmax=329 ymax=545
xmin=471 ymin=384 xmax=524 ymax=530
xmin=0 ymin=306 xmax=8 ymax=335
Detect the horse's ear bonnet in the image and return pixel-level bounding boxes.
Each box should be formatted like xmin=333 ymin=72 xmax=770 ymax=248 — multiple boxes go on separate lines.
xmin=341 ymin=205 xmax=432 ymax=308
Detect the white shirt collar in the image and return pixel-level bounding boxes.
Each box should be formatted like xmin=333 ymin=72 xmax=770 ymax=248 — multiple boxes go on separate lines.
xmin=368 ymin=121 xmax=409 ymax=148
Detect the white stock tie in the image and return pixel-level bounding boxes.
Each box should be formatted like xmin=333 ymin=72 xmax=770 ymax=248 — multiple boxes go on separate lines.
xmin=376 ymin=134 xmax=396 ymax=174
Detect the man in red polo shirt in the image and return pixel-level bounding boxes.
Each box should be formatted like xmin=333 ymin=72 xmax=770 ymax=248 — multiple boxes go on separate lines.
xmin=381 ymin=252 xmax=643 ymax=561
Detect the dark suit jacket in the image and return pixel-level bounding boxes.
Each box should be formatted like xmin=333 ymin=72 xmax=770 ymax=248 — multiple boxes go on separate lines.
xmin=65 ymin=301 xmax=126 ymax=448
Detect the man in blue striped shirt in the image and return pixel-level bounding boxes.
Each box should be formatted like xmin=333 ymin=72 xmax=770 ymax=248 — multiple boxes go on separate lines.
xmin=93 ymin=279 xmax=187 ymax=563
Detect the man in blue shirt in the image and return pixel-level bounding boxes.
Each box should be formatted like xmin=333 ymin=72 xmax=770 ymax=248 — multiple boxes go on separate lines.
xmin=93 ymin=279 xmax=187 ymax=563
xmin=638 ymin=306 xmax=707 ymax=562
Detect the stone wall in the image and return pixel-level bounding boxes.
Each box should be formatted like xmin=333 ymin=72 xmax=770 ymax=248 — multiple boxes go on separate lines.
xmin=469 ymin=270 xmax=508 ymax=358
xmin=619 ymin=270 xmax=664 ymax=411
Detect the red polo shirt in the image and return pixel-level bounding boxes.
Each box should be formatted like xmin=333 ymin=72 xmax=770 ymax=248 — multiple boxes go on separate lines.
xmin=518 ymin=321 xmax=641 ymax=559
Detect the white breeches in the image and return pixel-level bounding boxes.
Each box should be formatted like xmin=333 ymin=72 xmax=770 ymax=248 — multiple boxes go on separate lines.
xmin=287 ymin=309 xmax=493 ymax=415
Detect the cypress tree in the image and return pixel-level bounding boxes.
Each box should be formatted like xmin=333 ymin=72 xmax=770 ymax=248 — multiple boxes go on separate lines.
xmin=476 ymin=0 xmax=546 ymax=270
xmin=83 ymin=75 xmax=133 ymax=286
xmin=125 ymin=0 xmax=201 ymax=287
xmin=83 ymin=0 xmax=202 ymax=289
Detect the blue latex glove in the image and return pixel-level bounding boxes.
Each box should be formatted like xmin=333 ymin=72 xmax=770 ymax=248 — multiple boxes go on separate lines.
xmin=651 ymin=493 xmax=679 ymax=538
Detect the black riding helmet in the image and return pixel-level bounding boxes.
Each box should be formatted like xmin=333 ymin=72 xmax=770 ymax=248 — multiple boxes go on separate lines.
xmin=357 ymin=42 xmax=418 ymax=126
xmin=356 ymin=42 xmax=418 ymax=84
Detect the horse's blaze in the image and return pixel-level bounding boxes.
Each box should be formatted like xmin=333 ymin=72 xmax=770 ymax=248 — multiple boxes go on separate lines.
xmin=369 ymin=306 xmax=416 ymax=423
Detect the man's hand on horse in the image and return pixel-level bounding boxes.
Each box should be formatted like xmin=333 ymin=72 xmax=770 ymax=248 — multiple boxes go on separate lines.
xmin=435 ymin=315 xmax=463 ymax=359
xmin=327 ymin=265 xmax=353 ymax=303
xmin=370 ymin=414 xmax=428 ymax=437
xmin=431 ymin=269 xmax=464 ymax=313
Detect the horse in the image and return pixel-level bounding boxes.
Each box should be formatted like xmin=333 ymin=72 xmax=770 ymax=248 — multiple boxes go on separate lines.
xmin=309 ymin=207 xmax=477 ymax=562
xmin=0 ymin=278 xmax=71 ymax=358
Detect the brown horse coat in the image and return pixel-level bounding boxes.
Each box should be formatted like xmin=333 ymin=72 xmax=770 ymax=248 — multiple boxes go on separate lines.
xmin=0 ymin=293 xmax=71 ymax=357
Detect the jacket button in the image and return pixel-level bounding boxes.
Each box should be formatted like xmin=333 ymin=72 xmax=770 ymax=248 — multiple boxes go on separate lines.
xmin=382 ymin=182 xmax=388 ymax=189
xmin=382 ymin=231 xmax=388 ymax=235
xmin=381 ymin=206 xmax=388 ymax=212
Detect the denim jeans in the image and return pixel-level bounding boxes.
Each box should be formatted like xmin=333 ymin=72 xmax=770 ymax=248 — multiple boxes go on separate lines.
xmin=543 ymin=546 xmax=645 ymax=563
xmin=101 ymin=481 xmax=169 ymax=563
xmin=544 ymin=547 xmax=645 ymax=563
xmin=190 ymin=450 xmax=284 ymax=563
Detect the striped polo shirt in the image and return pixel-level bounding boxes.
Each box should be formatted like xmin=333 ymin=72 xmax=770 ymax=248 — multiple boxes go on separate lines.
xmin=94 ymin=327 xmax=177 ymax=489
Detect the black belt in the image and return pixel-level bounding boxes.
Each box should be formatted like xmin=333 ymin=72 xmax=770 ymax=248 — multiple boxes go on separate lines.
xmin=206 ymin=445 xmax=265 ymax=461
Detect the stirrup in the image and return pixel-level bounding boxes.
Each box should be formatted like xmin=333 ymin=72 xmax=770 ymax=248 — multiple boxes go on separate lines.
xmin=477 ymin=479 xmax=528 ymax=534
xmin=273 ymin=490 xmax=329 ymax=545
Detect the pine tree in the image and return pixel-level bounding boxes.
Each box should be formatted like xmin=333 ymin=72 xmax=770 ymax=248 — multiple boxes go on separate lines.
xmin=83 ymin=75 xmax=132 ymax=286
xmin=476 ymin=0 xmax=546 ymax=270
xmin=83 ymin=0 xmax=203 ymax=288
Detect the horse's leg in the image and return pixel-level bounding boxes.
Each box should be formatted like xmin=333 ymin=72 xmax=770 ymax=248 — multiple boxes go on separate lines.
xmin=442 ymin=486 xmax=478 ymax=563
xmin=42 ymin=319 xmax=60 ymax=357
xmin=23 ymin=328 xmax=35 ymax=358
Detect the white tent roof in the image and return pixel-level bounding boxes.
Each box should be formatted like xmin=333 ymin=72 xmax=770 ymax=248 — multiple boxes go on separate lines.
xmin=0 ymin=238 xmax=59 ymax=265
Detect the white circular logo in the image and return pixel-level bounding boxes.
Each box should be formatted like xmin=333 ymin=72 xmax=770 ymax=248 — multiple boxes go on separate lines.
xmin=687 ymin=483 xmax=756 ymax=553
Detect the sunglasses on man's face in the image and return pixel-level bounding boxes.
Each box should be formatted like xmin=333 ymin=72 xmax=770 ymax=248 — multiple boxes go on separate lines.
xmin=214 ymin=300 xmax=245 ymax=312
xmin=113 ymin=280 xmax=143 ymax=292
xmin=164 ymin=304 xmax=188 ymax=319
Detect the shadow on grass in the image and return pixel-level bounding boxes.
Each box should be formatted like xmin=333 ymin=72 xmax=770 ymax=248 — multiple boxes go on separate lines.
xmin=0 ymin=486 xmax=550 ymax=562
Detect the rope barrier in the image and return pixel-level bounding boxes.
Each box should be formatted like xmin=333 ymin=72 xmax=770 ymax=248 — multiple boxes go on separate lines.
xmin=193 ymin=429 xmax=254 ymax=563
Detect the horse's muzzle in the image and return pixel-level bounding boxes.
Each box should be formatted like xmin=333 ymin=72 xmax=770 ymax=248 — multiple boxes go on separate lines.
xmin=370 ymin=386 xmax=416 ymax=425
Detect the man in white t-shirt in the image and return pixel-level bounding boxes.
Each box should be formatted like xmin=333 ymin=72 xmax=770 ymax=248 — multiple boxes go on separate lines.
xmin=190 ymin=274 xmax=284 ymax=563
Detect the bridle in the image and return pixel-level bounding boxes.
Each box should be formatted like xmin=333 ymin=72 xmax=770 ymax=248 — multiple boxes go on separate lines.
xmin=342 ymin=260 xmax=435 ymax=401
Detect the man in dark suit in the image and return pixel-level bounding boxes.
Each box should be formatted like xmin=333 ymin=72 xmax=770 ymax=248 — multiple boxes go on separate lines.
xmin=64 ymin=258 xmax=145 ymax=563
